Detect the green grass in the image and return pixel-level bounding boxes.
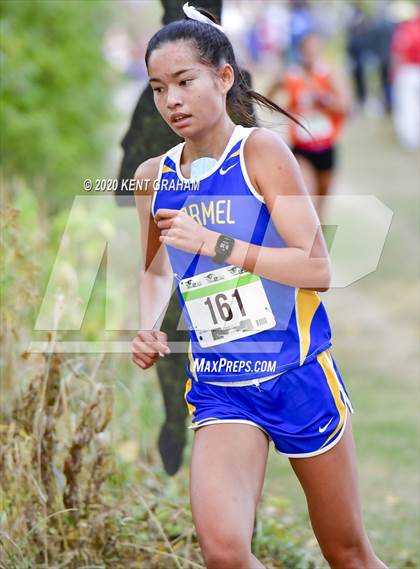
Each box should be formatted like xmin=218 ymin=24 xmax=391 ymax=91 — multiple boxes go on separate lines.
xmin=264 ymin=362 xmax=419 ymax=568
xmin=264 ymin=115 xmax=419 ymax=568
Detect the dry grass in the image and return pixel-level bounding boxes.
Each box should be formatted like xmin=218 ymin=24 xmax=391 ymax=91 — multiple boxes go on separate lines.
xmin=0 ymin=347 xmax=312 ymax=569
xmin=0 ymin=201 xmax=316 ymax=569
xmin=0 ymin=203 xmax=205 ymax=568
xmin=0 ymin=343 xmax=208 ymax=568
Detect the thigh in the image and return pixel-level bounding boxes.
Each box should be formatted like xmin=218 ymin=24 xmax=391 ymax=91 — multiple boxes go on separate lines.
xmin=316 ymin=169 xmax=334 ymax=222
xmin=289 ymin=416 xmax=367 ymax=556
xmin=190 ymin=423 xmax=269 ymax=549
xmin=317 ymin=169 xmax=334 ymax=197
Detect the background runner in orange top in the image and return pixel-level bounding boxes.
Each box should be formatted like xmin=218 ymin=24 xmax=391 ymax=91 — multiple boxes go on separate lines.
xmin=267 ymin=33 xmax=351 ymax=222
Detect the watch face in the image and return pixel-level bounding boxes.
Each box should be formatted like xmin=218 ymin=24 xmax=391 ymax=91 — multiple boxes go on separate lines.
xmin=214 ymin=235 xmax=234 ymax=264
xmin=217 ymin=236 xmax=233 ymax=254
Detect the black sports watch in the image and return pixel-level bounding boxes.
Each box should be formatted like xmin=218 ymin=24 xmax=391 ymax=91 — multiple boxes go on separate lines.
xmin=213 ymin=234 xmax=235 ymax=265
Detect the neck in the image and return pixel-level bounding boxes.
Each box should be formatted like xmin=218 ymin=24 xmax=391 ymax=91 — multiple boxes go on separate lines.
xmin=303 ymin=62 xmax=314 ymax=73
xmin=182 ymin=117 xmax=237 ymax=163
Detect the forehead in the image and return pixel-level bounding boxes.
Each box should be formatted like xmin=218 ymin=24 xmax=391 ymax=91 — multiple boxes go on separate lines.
xmin=147 ymin=40 xmax=201 ymax=75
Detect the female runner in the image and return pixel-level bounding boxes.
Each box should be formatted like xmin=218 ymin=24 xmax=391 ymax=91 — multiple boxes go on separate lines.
xmin=131 ymin=4 xmax=387 ymax=569
xmin=267 ymin=33 xmax=350 ymax=222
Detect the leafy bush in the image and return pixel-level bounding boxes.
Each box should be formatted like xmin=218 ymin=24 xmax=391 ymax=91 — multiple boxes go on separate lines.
xmin=0 ymin=0 xmax=114 ymax=212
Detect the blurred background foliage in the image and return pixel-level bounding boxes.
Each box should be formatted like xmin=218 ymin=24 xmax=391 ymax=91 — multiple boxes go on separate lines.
xmin=0 ymin=0 xmax=114 ymax=212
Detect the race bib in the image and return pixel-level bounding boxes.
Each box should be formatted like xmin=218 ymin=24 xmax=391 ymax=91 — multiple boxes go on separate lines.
xmin=296 ymin=110 xmax=334 ymax=143
xmin=179 ymin=265 xmax=276 ymax=347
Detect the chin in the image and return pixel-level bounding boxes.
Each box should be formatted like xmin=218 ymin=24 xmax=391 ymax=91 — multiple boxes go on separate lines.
xmin=188 ymin=121 xmax=217 ymax=137
xmin=176 ymin=124 xmax=202 ymax=139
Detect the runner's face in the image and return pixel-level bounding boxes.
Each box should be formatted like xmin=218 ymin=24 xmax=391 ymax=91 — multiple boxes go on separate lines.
xmin=300 ymin=35 xmax=321 ymax=67
xmin=148 ymin=40 xmax=229 ymax=136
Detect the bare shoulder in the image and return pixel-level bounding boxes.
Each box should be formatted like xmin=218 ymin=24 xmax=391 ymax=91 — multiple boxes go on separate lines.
xmin=244 ymin=127 xmax=300 ymax=192
xmin=134 ymin=155 xmax=164 ymax=197
xmin=246 ymin=127 xmax=293 ymax=158
xmin=134 ymin=154 xmax=163 ymax=180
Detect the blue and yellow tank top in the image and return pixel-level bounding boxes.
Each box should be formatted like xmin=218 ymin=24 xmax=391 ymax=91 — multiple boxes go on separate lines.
xmin=152 ymin=124 xmax=332 ymax=383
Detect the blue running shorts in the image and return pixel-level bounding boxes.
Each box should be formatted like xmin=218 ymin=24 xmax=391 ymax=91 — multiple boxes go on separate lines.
xmin=184 ymin=348 xmax=354 ymax=458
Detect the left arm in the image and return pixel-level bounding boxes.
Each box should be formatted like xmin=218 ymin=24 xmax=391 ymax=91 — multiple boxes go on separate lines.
xmin=156 ymin=129 xmax=332 ymax=292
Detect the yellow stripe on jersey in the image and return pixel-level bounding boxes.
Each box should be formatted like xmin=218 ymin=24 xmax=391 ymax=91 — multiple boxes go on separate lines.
xmin=162 ymin=164 xmax=176 ymax=174
xmin=317 ymin=349 xmax=346 ymax=448
xmin=226 ymin=149 xmax=240 ymax=160
xmin=184 ymin=378 xmax=196 ymax=417
xmin=296 ymin=289 xmax=321 ymax=365
xmin=188 ymin=340 xmax=199 ymax=381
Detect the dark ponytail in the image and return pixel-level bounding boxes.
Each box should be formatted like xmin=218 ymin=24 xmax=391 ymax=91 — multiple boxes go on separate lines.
xmin=145 ymin=7 xmax=305 ymax=129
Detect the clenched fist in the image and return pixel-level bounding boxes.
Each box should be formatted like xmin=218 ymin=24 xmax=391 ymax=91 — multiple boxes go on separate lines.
xmin=131 ymin=330 xmax=171 ymax=370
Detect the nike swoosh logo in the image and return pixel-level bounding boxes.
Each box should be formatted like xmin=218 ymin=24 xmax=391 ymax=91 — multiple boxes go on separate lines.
xmin=319 ymin=417 xmax=334 ymax=433
xmin=220 ymin=162 xmax=239 ymax=175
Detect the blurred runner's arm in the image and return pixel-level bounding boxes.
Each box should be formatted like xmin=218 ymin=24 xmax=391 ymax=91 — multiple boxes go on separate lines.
xmin=314 ymin=71 xmax=351 ymax=116
xmin=134 ymin=158 xmax=173 ymax=331
xmin=132 ymin=158 xmax=172 ymax=369
xmin=266 ymin=78 xmax=287 ymax=103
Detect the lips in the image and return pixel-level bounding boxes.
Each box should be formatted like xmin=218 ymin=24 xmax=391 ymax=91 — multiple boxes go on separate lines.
xmin=170 ymin=113 xmax=191 ymax=126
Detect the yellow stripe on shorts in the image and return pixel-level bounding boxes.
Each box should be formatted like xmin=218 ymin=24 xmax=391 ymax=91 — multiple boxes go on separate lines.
xmin=184 ymin=378 xmax=196 ymax=418
xmin=316 ymin=349 xmax=346 ymax=449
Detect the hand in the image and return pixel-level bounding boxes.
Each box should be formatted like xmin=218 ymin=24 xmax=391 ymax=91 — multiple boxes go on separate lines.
xmin=312 ymin=90 xmax=333 ymax=109
xmin=131 ymin=330 xmax=170 ymax=370
xmin=155 ymin=208 xmax=219 ymax=256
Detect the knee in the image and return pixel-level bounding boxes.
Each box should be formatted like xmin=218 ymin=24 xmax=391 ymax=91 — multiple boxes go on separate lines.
xmin=200 ymin=535 xmax=252 ymax=569
xmin=323 ymin=536 xmax=374 ymax=569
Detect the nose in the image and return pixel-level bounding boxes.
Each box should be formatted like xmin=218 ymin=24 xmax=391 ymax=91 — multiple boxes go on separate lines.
xmin=166 ymin=85 xmax=183 ymax=109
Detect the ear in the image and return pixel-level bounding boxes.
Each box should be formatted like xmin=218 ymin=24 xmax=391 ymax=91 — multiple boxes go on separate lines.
xmin=218 ymin=63 xmax=234 ymax=95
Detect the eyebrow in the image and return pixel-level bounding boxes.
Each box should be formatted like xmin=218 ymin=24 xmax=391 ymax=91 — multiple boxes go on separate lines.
xmin=148 ymin=68 xmax=197 ymax=83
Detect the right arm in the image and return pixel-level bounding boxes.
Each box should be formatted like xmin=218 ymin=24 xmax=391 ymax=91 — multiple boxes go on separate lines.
xmin=266 ymin=78 xmax=286 ymax=102
xmin=131 ymin=156 xmax=173 ymax=370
